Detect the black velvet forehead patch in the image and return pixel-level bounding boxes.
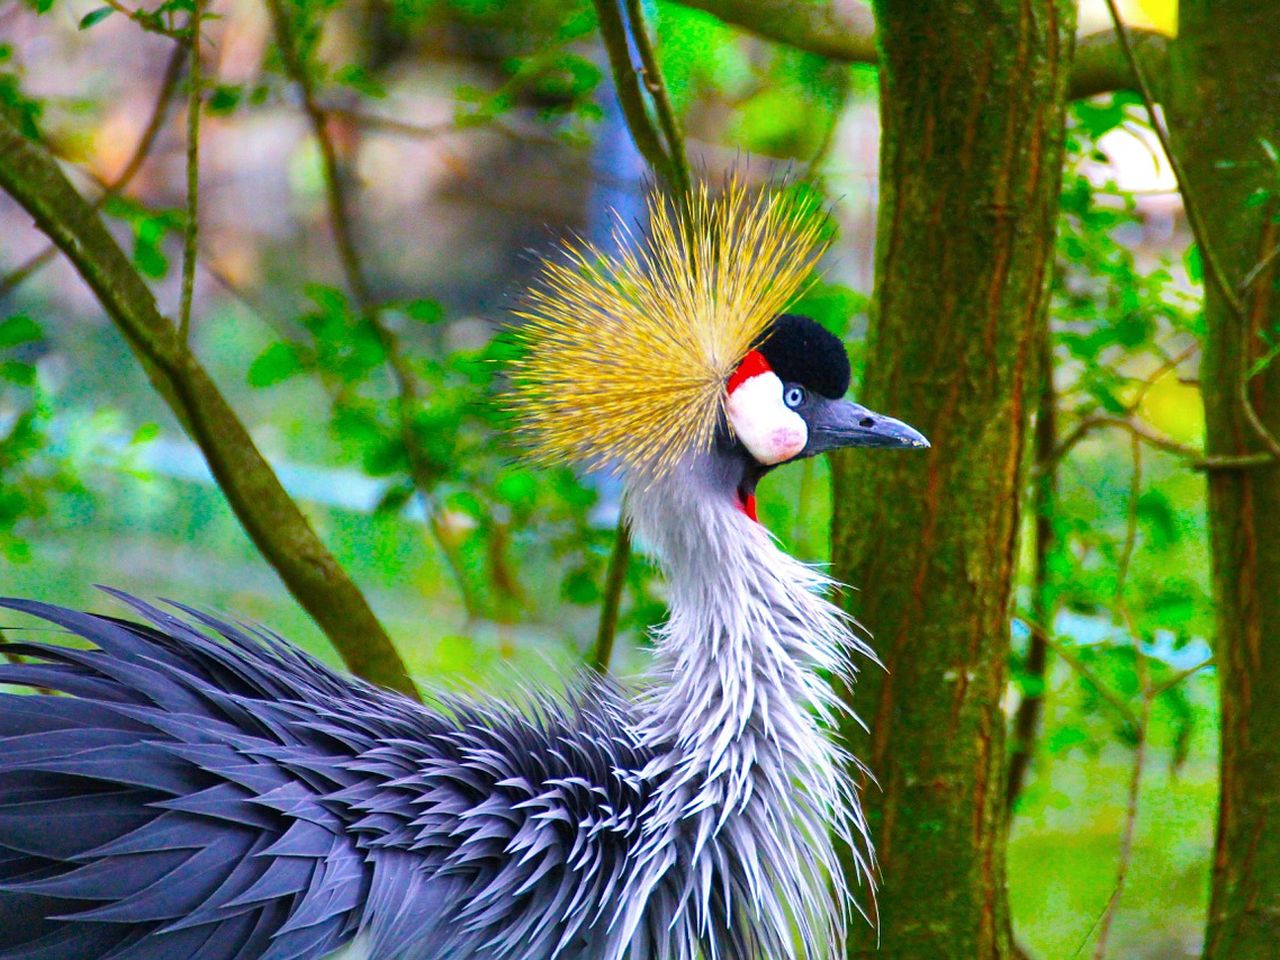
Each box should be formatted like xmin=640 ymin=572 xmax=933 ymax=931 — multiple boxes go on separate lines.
xmin=756 ymin=313 xmax=851 ymax=399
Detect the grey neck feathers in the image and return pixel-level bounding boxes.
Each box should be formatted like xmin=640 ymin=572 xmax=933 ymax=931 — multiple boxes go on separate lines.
xmin=616 ymin=454 xmax=875 ymax=960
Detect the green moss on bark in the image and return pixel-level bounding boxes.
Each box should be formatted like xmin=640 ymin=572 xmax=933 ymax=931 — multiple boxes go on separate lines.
xmin=1167 ymin=4 xmax=1280 ymax=956
xmin=830 ymin=2 xmax=1075 ymax=956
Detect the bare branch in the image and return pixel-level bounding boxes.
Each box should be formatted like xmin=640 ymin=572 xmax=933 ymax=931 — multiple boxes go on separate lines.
xmin=592 ymin=0 xmax=678 ymax=190
xmin=1049 ymin=413 xmax=1273 ymax=472
xmin=0 ymin=110 xmax=419 ymax=700
xmin=624 ymin=0 xmax=690 ymax=194
xmin=1071 ymin=25 xmax=1169 ymax=101
xmin=591 ymin=518 xmax=632 ymax=673
xmin=1238 ymin=210 xmax=1280 ymax=459
xmin=178 ymin=0 xmax=202 ymax=343
xmin=672 ymin=0 xmax=877 ymax=65
xmin=667 ymin=1 xmax=1166 ymax=100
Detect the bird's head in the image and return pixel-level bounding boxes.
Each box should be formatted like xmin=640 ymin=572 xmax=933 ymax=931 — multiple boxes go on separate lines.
xmin=721 ymin=312 xmax=927 ymax=520
xmin=509 ymin=179 xmax=927 ymax=519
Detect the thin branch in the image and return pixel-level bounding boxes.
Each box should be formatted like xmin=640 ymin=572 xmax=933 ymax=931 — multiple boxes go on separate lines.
xmin=1033 ymin=626 xmax=1139 ymax=731
xmin=0 ymin=43 xmax=185 ymax=296
xmin=1150 ymin=655 xmax=1215 ymax=699
xmin=1100 ymin=0 xmax=1244 ymax=319
xmin=100 ymin=0 xmax=186 ymax=40
xmin=1049 ymin=413 xmax=1273 ymax=472
xmin=1091 ymin=436 xmax=1148 ymax=960
xmin=0 ymin=109 xmax=419 ymax=700
xmin=1237 ymin=210 xmax=1280 ymax=459
xmin=592 ymin=0 xmax=678 ymax=191
xmin=265 ymin=0 xmax=485 ymax=619
xmin=592 ymin=517 xmax=632 ymax=673
xmin=1089 ymin=692 xmax=1149 ymax=960
xmin=623 ymin=0 xmax=690 ymax=194
xmin=177 ymin=0 xmax=202 ymax=343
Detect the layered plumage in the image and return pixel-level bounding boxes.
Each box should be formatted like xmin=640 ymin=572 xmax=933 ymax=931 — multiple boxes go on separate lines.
xmin=0 ymin=180 xmax=897 ymax=960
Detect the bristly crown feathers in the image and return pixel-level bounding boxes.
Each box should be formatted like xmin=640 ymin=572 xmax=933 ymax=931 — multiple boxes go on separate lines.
xmin=509 ymin=179 xmax=831 ymax=478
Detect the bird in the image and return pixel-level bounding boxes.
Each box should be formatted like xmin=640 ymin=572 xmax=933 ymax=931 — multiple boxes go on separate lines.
xmin=0 ymin=180 xmax=927 ymax=960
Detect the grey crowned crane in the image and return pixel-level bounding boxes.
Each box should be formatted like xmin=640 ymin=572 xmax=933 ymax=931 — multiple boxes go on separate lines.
xmin=0 ymin=182 xmax=927 ymax=960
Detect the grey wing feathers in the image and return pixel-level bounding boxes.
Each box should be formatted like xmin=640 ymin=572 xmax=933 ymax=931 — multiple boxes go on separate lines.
xmin=0 ymin=592 xmax=654 ymax=960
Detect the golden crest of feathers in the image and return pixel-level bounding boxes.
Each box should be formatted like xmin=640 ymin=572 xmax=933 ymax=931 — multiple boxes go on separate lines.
xmin=509 ymin=179 xmax=831 ymax=477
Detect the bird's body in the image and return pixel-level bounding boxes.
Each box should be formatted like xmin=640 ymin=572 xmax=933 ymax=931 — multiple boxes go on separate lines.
xmin=0 ymin=182 xmax=925 ymax=959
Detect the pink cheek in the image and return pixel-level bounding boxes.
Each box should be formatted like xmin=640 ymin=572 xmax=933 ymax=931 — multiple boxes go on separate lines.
xmin=769 ymin=427 xmax=806 ymax=461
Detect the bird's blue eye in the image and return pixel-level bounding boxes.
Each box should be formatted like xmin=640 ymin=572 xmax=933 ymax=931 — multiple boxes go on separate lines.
xmin=784 ymin=385 xmax=806 ymax=409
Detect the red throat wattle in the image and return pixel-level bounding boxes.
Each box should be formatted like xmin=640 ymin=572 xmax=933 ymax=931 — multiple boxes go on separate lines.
xmin=728 ymin=350 xmax=771 ymax=525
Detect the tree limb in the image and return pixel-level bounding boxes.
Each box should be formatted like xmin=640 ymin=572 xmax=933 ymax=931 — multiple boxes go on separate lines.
xmin=668 ymin=0 xmax=1168 ymax=101
xmin=0 ymin=110 xmax=420 ymax=700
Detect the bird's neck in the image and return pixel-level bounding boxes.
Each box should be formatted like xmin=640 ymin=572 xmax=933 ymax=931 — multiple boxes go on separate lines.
xmin=628 ymin=462 xmax=860 ymax=775
xmin=623 ymin=457 xmax=873 ymax=948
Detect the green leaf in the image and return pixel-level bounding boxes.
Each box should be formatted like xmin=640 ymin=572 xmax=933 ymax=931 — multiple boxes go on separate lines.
xmin=0 ymin=314 xmax=42 ymax=350
xmin=0 ymin=360 xmax=35 ymax=385
xmin=562 ymin=567 xmax=600 ymax=605
xmin=207 ymin=84 xmax=242 ymax=115
xmin=1183 ymin=243 xmax=1203 ymax=284
xmin=78 ymin=6 xmax=115 ymax=29
xmin=333 ymin=64 xmax=386 ymax=99
xmin=129 ymin=422 xmax=160 ymax=445
xmin=403 ymin=298 xmax=444 ymax=325
xmin=247 ymin=341 xmax=306 ymax=387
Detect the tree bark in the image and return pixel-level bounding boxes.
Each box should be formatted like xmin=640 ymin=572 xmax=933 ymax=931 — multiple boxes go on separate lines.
xmin=1165 ymin=4 xmax=1280 ymax=956
xmin=830 ymin=1 xmax=1075 ymax=956
xmin=0 ymin=112 xmax=420 ymax=701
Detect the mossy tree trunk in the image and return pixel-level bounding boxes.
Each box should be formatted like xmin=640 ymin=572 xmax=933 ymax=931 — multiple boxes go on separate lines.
xmin=830 ymin=1 xmax=1074 ymax=956
xmin=1166 ymin=4 xmax=1280 ymax=956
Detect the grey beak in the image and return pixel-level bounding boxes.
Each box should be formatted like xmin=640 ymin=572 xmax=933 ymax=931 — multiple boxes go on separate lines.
xmin=806 ymin=398 xmax=930 ymax=454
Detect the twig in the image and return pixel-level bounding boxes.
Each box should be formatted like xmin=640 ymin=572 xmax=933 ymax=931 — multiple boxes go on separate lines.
xmin=1091 ymin=436 xmax=1148 ymax=960
xmin=177 ymin=0 xmax=202 ymax=343
xmin=1150 ymin=655 xmax=1215 ymax=699
xmin=623 ymin=0 xmax=690 ymax=194
xmin=592 ymin=0 xmax=678 ymax=192
xmin=1237 ymin=210 xmax=1280 ymax=459
xmin=1100 ymin=0 xmax=1244 ymax=319
xmin=1033 ymin=626 xmax=1139 ymax=731
xmin=100 ymin=0 xmax=186 ymax=40
xmin=0 ymin=44 xmax=185 ymax=296
xmin=1049 ymin=413 xmax=1272 ymax=472
xmin=592 ymin=517 xmax=632 ymax=673
xmin=1089 ymin=691 xmax=1149 ymax=960
xmin=265 ymin=0 xmax=485 ymax=620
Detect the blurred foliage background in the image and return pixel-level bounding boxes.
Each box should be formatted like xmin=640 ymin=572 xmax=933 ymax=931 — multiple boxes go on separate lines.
xmin=0 ymin=0 xmax=1223 ymax=955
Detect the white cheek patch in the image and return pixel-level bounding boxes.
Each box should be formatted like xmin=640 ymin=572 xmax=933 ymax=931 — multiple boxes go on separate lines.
xmin=727 ymin=370 xmax=808 ymax=465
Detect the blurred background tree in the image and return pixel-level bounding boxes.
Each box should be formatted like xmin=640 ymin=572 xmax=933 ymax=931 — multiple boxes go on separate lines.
xmin=2 ymin=0 xmax=1273 ymax=957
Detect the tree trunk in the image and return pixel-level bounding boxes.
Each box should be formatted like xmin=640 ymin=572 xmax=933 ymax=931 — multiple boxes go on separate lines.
xmin=1166 ymin=5 xmax=1280 ymax=956
xmin=831 ymin=2 xmax=1075 ymax=956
